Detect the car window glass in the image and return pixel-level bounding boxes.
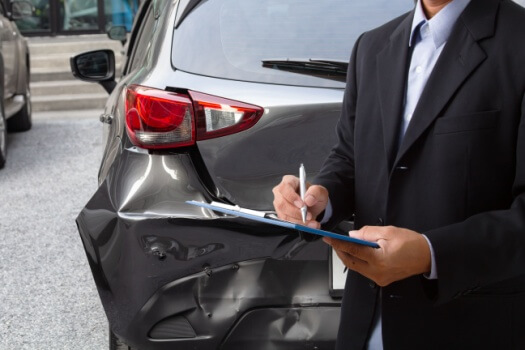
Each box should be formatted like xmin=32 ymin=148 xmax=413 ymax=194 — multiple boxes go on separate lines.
xmin=127 ymin=4 xmax=156 ymax=73
xmin=172 ymin=0 xmax=413 ymax=88
xmin=121 ymin=0 xmax=149 ymax=73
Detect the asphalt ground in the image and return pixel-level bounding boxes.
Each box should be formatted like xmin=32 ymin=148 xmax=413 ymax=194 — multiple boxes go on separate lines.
xmin=0 ymin=110 xmax=107 ymax=349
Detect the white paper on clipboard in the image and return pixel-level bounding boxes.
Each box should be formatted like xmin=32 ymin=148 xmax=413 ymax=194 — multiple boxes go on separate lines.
xmin=186 ymin=200 xmax=379 ymax=248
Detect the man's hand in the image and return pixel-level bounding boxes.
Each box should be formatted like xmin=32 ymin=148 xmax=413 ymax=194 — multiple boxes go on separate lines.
xmin=324 ymin=225 xmax=431 ymax=286
xmin=272 ymin=175 xmax=328 ymax=228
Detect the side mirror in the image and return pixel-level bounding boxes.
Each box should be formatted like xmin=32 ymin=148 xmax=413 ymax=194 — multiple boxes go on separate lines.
xmin=107 ymin=26 xmax=127 ymax=46
xmin=10 ymin=1 xmax=33 ymax=20
xmin=70 ymin=49 xmax=116 ymax=94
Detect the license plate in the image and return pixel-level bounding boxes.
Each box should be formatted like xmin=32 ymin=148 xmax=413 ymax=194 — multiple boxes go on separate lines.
xmin=329 ymin=247 xmax=347 ymax=297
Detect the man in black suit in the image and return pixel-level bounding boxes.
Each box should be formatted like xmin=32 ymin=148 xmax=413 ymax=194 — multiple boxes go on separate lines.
xmin=272 ymin=0 xmax=525 ymax=348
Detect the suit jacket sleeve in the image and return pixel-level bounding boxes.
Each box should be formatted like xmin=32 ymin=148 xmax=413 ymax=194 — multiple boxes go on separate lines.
xmin=313 ymin=34 xmax=364 ymax=228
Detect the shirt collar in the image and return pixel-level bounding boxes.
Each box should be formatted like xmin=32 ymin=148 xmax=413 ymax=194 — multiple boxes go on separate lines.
xmin=409 ymin=0 xmax=471 ymax=48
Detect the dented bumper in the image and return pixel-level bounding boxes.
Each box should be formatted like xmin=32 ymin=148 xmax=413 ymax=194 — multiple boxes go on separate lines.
xmin=76 ymin=150 xmax=340 ymax=349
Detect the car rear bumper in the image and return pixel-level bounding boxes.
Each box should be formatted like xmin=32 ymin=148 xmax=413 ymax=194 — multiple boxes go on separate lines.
xmin=120 ymin=258 xmax=340 ymax=349
xmin=76 ymin=150 xmax=341 ymax=349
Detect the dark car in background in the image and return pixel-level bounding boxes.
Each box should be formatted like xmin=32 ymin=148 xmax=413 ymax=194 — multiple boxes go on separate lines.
xmin=71 ymin=0 xmax=413 ymax=349
xmin=0 ymin=0 xmax=32 ymax=169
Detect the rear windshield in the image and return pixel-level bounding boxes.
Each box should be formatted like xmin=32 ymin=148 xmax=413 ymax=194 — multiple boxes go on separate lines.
xmin=172 ymin=0 xmax=413 ymax=88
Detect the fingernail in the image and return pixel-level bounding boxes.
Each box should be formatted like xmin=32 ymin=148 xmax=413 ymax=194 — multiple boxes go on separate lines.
xmin=349 ymin=230 xmax=357 ymax=237
xmin=294 ymin=200 xmax=303 ymax=208
xmin=306 ymin=212 xmax=312 ymax=221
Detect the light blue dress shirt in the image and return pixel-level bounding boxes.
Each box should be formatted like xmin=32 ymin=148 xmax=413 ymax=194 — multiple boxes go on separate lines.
xmin=366 ymin=0 xmax=471 ymax=349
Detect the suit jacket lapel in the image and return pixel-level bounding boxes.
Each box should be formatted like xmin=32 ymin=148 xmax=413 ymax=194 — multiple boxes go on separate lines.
xmin=393 ymin=0 xmax=499 ymax=168
xmin=376 ymin=13 xmax=414 ymax=170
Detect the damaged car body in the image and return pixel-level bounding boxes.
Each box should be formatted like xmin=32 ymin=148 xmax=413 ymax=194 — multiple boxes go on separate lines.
xmin=71 ymin=0 xmax=413 ymax=349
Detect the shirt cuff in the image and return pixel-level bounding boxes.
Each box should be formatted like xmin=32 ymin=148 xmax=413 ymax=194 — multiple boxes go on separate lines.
xmin=320 ymin=200 xmax=333 ymax=224
xmin=422 ymin=234 xmax=438 ymax=279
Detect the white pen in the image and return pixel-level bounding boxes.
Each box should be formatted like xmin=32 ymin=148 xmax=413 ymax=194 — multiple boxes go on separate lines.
xmin=299 ymin=163 xmax=307 ymax=223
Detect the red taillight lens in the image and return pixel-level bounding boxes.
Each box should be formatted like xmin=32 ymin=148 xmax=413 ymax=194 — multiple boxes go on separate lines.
xmin=189 ymin=90 xmax=264 ymax=140
xmin=125 ymin=85 xmax=263 ymax=149
xmin=125 ymin=85 xmax=195 ymax=149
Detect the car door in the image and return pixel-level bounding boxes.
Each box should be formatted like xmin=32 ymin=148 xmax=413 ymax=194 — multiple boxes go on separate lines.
xmin=0 ymin=1 xmax=17 ymax=99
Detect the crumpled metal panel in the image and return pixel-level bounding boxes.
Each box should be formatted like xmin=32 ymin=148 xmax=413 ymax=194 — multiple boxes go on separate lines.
xmin=76 ymin=149 xmax=340 ymax=349
xmin=222 ymin=307 xmax=340 ymax=349
xmin=127 ymin=259 xmax=339 ymax=349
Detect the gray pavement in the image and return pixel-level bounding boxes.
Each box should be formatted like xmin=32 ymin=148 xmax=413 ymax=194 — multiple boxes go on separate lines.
xmin=0 ymin=110 xmax=107 ymax=349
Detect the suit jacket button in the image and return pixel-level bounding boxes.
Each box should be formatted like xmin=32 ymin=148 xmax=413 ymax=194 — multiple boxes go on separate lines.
xmin=377 ymin=217 xmax=384 ymax=225
xmin=395 ymin=166 xmax=409 ymax=171
xmin=369 ymin=281 xmax=377 ymax=289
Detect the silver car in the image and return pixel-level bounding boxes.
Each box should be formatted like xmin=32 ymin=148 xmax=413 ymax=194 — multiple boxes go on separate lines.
xmin=0 ymin=0 xmax=32 ymax=169
xmin=71 ymin=0 xmax=412 ymax=349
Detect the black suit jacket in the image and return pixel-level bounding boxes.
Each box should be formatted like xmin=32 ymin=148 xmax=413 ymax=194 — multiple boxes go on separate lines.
xmin=315 ymin=0 xmax=525 ymax=348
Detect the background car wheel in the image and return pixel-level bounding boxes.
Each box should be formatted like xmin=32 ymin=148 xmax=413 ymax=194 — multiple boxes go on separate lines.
xmin=0 ymin=99 xmax=6 ymax=169
xmin=7 ymin=74 xmax=32 ymax=132
xmin=109 ymin=327 xmax=136 ymax=350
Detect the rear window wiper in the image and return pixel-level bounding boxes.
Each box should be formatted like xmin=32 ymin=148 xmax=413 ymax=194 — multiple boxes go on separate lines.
xmin=262 ymin=58 xmax=348 ymax=82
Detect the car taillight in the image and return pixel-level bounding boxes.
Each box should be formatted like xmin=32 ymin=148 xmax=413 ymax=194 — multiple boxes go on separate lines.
xmin=189 ymin=90 xmax=264 ymax=140
xmin=125 ymin=85 xmax=195 ymax=149
xmin=125 ymin=85 xmax=263 ymax=149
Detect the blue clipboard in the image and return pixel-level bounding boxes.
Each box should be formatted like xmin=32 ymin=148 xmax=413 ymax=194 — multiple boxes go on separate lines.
xmin=186 ymin=200 xmax=379 ymax=248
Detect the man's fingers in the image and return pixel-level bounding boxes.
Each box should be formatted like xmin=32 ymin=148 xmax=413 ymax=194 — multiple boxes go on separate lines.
xmin=350 ymin=225 xmax=388 ymax=242
xmin=332 ymin=246 xmax=368 ymax=272
xmin=324 ymin=236 xmax=376 ymax=263
xmin=325 ymin=226 xmax=429 ymax=286
xmin=272 ymin=175 xmax=306 ymax=222
xmin=272 ymin=191 xmax=300 ymax=218
xmin=275 ymin=175 xmax=304 ymax=208
xmin=304 ymin=185 xmax=328 ymax=208
xmin=272 ymin=176 xmax=328 ymax=226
